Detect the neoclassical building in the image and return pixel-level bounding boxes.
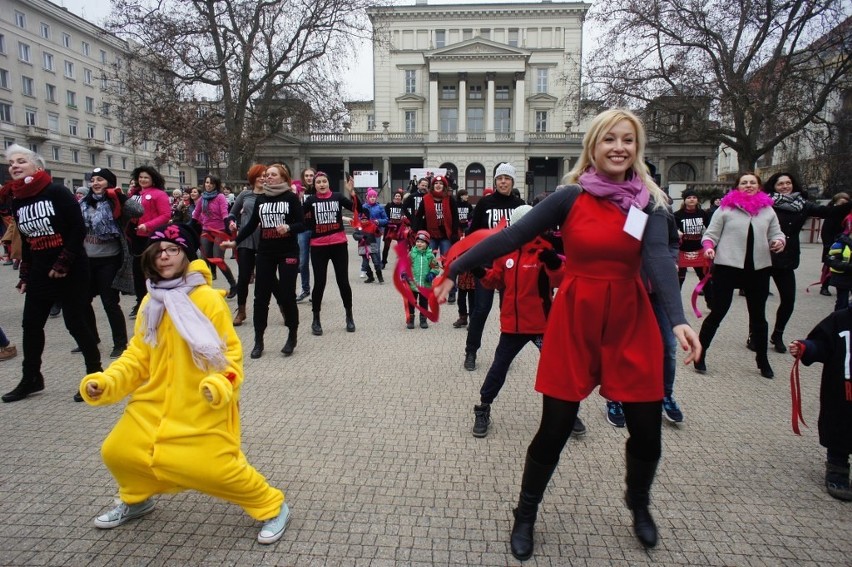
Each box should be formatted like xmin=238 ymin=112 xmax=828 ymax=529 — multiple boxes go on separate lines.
xmin=257 ymin=0 xmax=717 ymax=200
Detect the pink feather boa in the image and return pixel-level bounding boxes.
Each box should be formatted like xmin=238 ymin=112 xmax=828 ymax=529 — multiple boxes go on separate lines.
xmin=719 ymin=190 xmax=773 ymax=216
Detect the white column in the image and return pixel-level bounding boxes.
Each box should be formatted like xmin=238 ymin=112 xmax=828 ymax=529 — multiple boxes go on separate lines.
xmin=429 ymin=72 xmax=439 ymax=143
xmin=486 ymin=72 xmax=495 ymax=142
xmin=458 ymin=72 xmax=467 ymax=143
xmin=514 ymin=71 xmax=526 ymax=142
xmin=657 ymin=157 xmax=667 ymax=187
xmin=704 ymin=157 xmax=714 ymax=181
xmin=383 ymin=157 xmax=390 ymax=197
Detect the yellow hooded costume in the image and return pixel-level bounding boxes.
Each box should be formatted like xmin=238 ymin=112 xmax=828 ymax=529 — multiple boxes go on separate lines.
xmin=80 ymin=260 xmax=283 ymax=521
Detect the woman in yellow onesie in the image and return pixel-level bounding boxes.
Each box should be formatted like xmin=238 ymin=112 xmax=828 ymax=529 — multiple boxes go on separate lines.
xmin=80 ymin=222 xmax=290 ymax=545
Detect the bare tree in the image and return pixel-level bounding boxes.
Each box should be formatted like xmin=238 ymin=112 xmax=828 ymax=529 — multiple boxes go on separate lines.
xmin=104 ymin=0 xmax=377 ymax=181
xmin=586 ymin=0 xmax=852 ymax=173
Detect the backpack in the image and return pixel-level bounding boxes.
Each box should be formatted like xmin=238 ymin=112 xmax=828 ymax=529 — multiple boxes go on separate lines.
xmin=828 ymin=234 xmax=852 ymax=275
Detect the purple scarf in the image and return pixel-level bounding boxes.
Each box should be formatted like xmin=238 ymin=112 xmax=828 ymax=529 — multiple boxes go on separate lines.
xmin=578 ymin=168 xmax=650 ymax=213
xmin=719 ymin=190 xmax=774 ymax=216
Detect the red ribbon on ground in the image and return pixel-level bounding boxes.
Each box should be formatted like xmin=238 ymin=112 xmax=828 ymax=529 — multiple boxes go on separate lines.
xmin=790 ymin=342 xmax=808 ymax=435
xmin=201 ymin=229 xmax=233 ymax=271
xmin=393 ymin=240 xmax=440 ymax=321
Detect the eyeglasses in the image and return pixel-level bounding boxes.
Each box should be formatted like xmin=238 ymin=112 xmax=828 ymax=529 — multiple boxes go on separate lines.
xmin=158 ymin=246 xmax=182 ymax=257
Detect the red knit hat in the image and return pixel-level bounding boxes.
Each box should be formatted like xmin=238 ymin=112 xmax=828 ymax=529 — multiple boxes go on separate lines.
xmin=415 ymin=230 xmax=431 ymax=242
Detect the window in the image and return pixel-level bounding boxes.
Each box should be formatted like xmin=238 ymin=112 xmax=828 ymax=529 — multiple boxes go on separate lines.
xmin=101 ymin=75 xmax=108 ymax=89
xmin=81 ymin=42 xmax=90 ymax=57
xmin=495 ymin=86 xmax=510 ymax=100
xmin=69 ymin=118 xmax=78 ymax=136
xmin=19 ymin=42 xmax=31 ymax=63
xmin=21 ymin=76 xmax=34 ymax=97
xmin=66 ymin=90 xmax=77 ymax=107
xmin=29 ymin=143 xmax=38 ymax=153
xmin=41 ymin=23 xmax=50 ymax=39
xmin=467 ymin=108 xmax=484 ymax=132
xmin=45 ymin=84 xmax=56 ymax=103
xmin=52 ymin=146 xmax=61 ymax=160
xmin=404 ymin=110 xmax=416 ymax=133
xmin=441 ymin=85 xmax=457 ymax=100
xmin=101 ymin=102 xmax=111 ymax=117
xmin=119 ymin=130 xmax=126 ymax=144
xmin=71 ymin=149 xmax=80 ymax=163
xmin=15 ymin=11 xmax=26 ymax=29
xmin=4 ymin=137 xmax=15 ymax=149
xmin=0 ymin=35 xmax=5 ymax=54
xmin=404 ymin=70 xmax=416 ymax=94
xmin=535 ymin=111 xmax=547 ymax=133
xmin=64 ymin=61 xmax=75 ymax=79
xmin=440 ymin=108 xmax=457 ymax=132
xmin=469 ymin=85 xmax=482 ymax=99
xmin=62 ymin=33 xmax=71 ymax=48
xmin=107 ymin=155 xmax=113 ymax=167
xmin=100 ymin=49 xmax=107 ymax=64
xmin=0 ymin=69 xmax=8 ymax=90
xmin=48 ymin=113 xmax=59 ymax=132
xmin=90 ymin=152 xmax=96 ymax=166
xmin=0 ymin=103 xmax=11 ymax=123
xmin=179 ymin=171 xmax=186 ymax=185
xmin=495 ymin=108 xmax=511 ymax=133
xmin=435 ymin=30 xmax=446 ymax=48
xmin=480 ymin=28 xmax=491 ymax=39
xmin=122 ymin=157 xmax=127 ymax=169
xmin=84 ymin=69 xmax=92 ymax=85
xmin=462 ymin=29 xmax=473 ymax=41
xmin=104 ymin=127 xmax=112 ymax=143
xmin=87 ymin=123 xmax=96 ymax=139
xmin=85 ymin=96 xmax=94 ymax=113
xmin=536 ymin=68 xmax=548 ymax=93
xmin=508 ymin=29 xmax=519 ymax=47
xmin=43 ymin=52 xmax=54 ymax=71
xmin=25 ymin=108 xmax=37 ymax=126
xmin=367 ymin=115 xmax=375 ymax=131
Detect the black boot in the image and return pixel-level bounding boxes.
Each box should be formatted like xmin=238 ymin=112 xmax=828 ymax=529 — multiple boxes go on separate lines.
xmin=771 ymin=331 xmax=787 ymax=353
xmin=376 ymin=270 xmax=384 ymax=284
xmin=2 ymin=374 xmax=45 ymax=403
xmin=472 ymin=403 xmax=491 ymax=438
xmin=345 ymin=308 xmax=356 ymax=332
xmin=625 ymin=452 xmax=659 ymax=548
xmin=363 ymin=270 xmax=375 ymax=284
xmin=419 ymin=314 xmax=428 ymax=329
xmin=311 ymin=312 xmax=323 ymax=336
xmin=756 ymin=352 xmax=774 ymax=379
xmin=825 ymin=462 xmax=852 ymax=501
xmin=510 ymin=450 xmax=559 ymax=561
xmin=281 ymin=327 xmax=297 ymax=356
xmin=250 ymin=334 xmax=264 ymax=359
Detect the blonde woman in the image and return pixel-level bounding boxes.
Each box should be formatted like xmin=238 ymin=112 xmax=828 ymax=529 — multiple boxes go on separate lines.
xmin=435 ymin=109 xmax=700 ymax=558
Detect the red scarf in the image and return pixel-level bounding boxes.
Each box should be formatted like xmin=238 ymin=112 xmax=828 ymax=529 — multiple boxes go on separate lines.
xmin=3 ymin=169 xmax=52 ymax=200
xmin=423 ymin=191 xmax=452 ymax=239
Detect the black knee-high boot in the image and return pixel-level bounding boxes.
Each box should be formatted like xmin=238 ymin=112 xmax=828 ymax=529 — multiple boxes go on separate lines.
xmin=510 ymin=450 xmax=559 ymax=561
xmin=625 ymin=452 xmax=660 ymax=548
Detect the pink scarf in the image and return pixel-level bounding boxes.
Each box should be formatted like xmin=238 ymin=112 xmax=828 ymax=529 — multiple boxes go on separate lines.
xmin=719 ymin=190 xmax=773 ymax=216
xmin=578 ymin=168 xmax=649 ymax=213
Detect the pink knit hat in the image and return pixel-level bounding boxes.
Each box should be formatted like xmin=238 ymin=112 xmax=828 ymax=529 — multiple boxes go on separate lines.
xmin=366 ymin=188 xmax=378 ymax=199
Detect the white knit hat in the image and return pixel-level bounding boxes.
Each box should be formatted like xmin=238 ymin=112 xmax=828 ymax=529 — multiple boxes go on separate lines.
xmin=494 ymin=162 xmax=516 ymax=182
xmin=509 ymin=205 xmax=532 ymax=225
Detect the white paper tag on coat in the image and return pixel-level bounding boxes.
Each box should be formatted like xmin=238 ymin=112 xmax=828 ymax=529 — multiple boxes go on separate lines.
xmin=624 ymin=206 xmax=648 ymax=241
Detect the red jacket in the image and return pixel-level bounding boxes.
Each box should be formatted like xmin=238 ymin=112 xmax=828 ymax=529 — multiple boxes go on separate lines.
xmin=480 ymin=237 xmax=564 ymax=334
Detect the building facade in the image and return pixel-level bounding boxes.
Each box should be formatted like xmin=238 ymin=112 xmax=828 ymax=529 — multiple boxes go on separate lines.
xmin=0 ymin=0 xmax=190 ymax=189
xmin=257 ymin=0 xmax=717 ymax=200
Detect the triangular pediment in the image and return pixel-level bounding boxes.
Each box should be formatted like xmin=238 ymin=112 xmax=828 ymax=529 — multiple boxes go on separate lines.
xmin=395 ymin=93 xmax=427 ymax=103
xmin=271 ymin=132 xmax=303 ymax=146
xmin=427 ymin=37 xmax=530 ymax=60
xmin=527 ymin=93 xmax=559 ymax=104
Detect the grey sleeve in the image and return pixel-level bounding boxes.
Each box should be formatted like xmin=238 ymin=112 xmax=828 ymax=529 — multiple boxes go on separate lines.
xmin=642 ymin=209 xmax=688 ymax=327
xmin=448 ymin=186 xmax=578 ymax=278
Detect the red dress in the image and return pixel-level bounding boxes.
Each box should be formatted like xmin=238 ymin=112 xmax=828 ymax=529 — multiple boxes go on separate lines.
xmin=535 ymin=192 xmax=663 ymax=402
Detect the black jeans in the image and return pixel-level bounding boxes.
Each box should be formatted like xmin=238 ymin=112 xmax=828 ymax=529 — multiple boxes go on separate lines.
xmin=407 ymin=291 xmax=429 ymax=319
xmin=465 ymin=279 xmax=498 ymax=355
xmin=22 ymin=267 xmax=101 ymax=380
xmin=84 ymin=255 xmax=128 ymax=348
xmin=310 ymin=243 xmax=352 ymax=313
xmin=700 ymin=264 xmax=771 ymax=356
xmin=235 ymin=248 xmax=281 ymax=307
xmin=770 ymin=267 xmax=796 ymax=335
xmin=457 ymin=288 xmax=475 ymax=318
xmin=480 ymin=333 xmax=542 ymax=404
xmin=528 ymin=396 xmax=662 ymax=466
xmin=129 ymin=232 xmax=148 ymax=304
xmin=253 ymin=252 xmax=299 ymax=336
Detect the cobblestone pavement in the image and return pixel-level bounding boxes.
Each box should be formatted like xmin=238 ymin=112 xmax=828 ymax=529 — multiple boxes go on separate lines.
xmin=0 ymin=242 xmax=850 ymax=566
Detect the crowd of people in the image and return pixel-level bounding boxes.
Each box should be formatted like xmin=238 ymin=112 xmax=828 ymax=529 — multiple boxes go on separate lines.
xmin=1 ymin=105 xmax=851 ymax=556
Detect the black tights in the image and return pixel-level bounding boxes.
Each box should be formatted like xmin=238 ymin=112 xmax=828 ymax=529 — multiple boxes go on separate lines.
xmin=310 ymin=243 xmax=353 ymax=313
xmin=770 ymin=267 xmax=796 ymax=335
xmin=528 ymin=396 xmax=662 ymax=465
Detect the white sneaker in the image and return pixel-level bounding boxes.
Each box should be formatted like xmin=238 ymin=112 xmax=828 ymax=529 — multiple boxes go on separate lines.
xmin=94 ymin=499 xmax=155 ymax=529
xmin=258 ymin=503 xmax=290 ymax=544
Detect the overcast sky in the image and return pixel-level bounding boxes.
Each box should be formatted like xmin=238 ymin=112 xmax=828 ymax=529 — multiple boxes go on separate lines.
xmin=56 ymin=0 xmax=596 ymax=101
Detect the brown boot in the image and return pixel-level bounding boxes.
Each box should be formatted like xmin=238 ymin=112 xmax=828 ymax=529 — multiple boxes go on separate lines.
xmin=233 ymin=304 xmax=247 ymax=326
xmin=452 ymin=315 xmax=468 ymax=328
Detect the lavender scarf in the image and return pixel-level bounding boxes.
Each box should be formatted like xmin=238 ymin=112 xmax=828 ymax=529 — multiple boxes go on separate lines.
xmin=578 ymin=168 xmax=650 ymax=213
xmin=142 ymin=271 xmax=227 ymax=372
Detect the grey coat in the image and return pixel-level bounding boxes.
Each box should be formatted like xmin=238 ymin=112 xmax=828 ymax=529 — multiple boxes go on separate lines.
xmin=702 ymin=204 xmax=785 ymax=270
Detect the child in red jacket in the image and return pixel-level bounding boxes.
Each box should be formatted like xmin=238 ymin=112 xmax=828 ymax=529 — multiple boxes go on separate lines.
xmin=470 ymin=207 xmax=585 ymax=438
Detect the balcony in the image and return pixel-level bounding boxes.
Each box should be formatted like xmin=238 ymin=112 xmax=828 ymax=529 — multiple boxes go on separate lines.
xmin=26 ymin=125 xmax=49 ymax=142
xmin=86 ymin=138 xmax=105 ymax=151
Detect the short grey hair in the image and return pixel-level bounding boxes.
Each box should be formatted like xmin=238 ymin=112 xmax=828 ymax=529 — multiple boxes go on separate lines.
xmin=5 ymin=144 xmax=47 ymax=170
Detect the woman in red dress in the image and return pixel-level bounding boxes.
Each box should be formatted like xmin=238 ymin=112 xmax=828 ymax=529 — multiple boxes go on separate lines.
xmin=436 ymin=109 xmax=700 ymax=559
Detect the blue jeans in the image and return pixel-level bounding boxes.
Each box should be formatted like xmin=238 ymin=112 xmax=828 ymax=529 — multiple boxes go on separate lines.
xmin=298 ymin=231 xmax=311 ymax=294
xmin=650 ymin=294 xmax=677 ymax=398
xmin=430 ymin=238 xmax=452 ymax=258
xmin=0 ymin=325 xmax=9 ymax=348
